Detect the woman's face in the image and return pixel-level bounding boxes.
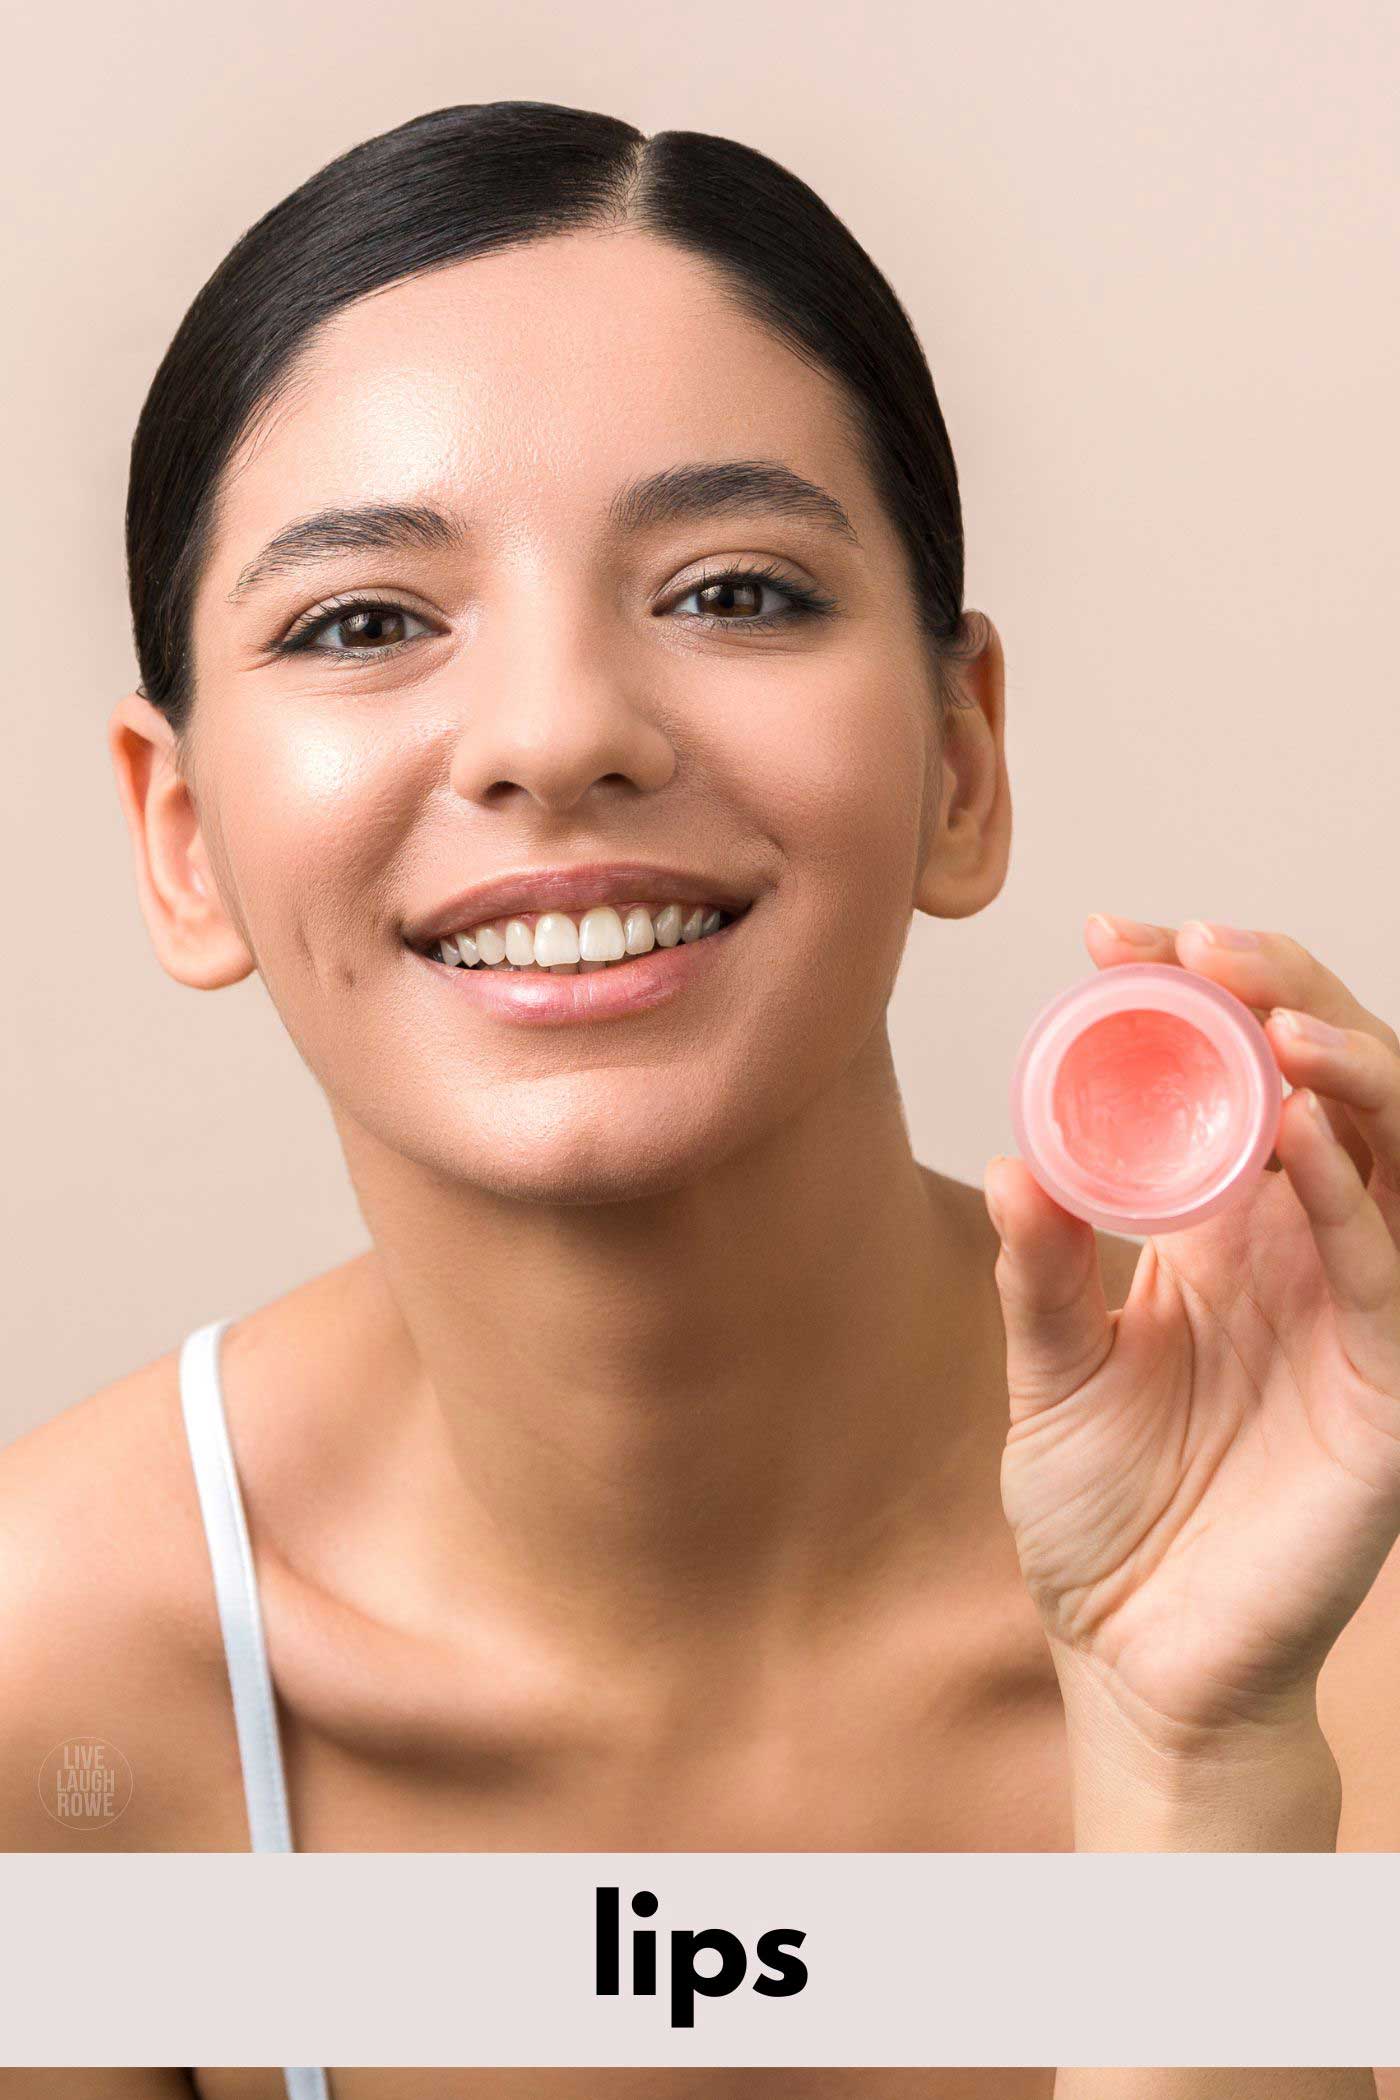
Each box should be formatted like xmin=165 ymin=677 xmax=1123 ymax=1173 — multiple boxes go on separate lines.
xmin=123 ymin=227 xmax=1006 ymax=1205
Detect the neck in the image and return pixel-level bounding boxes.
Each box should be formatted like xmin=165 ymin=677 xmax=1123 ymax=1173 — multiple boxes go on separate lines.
xmin=332 ymin=1031 xmax=993 ymax=1650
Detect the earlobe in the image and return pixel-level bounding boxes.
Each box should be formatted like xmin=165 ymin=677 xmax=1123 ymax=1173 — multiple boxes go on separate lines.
xmin=106 ymin=690 xmax=256 ymax=990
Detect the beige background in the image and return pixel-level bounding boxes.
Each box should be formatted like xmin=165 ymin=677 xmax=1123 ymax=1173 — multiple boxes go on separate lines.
xmin=4 ymin=0 xmax=1396 ymax=1440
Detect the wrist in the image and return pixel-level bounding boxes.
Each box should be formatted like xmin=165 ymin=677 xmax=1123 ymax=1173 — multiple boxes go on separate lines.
xmin=1051 ymin=1647 xmax=1342 ymax=1850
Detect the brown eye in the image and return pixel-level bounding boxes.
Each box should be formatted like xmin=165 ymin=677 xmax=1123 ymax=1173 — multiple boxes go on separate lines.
xmin=327 ymin=605 xmax=409 ymax=647
xmin=671 ymin=563 xmax=837 ymax=633
xmin=277 ymin=596 xmax=436 ymax=661
xmin=692 ymin=576 xmax=766 ymax=619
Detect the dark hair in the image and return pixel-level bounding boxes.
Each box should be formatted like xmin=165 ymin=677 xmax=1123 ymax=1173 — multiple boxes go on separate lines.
xmin=126 ymin=100 xmax=983 ymax=753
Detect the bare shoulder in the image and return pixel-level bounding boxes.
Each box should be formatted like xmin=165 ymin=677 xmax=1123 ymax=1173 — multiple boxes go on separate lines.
xmin=1318 ymin=1525 xmax=1400 ymax=1850
xmin=0 ymin=1338 xmax=253 ymax=1849
xmin=0 ymin=1250 xmax=386 ymax=1851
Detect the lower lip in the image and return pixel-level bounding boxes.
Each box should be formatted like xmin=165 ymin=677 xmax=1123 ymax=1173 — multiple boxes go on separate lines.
xmin=407 ymin=912 xmax=748 ymax=1026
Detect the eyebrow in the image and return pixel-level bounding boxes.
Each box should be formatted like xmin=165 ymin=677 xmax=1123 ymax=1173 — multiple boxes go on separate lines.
xmin=227 ymin=459 xmax=861 ymax=605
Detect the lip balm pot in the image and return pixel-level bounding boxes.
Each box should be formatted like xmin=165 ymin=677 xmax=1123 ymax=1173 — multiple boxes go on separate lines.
xmin=1009 ymin=963 xmax=1284 ymax=1236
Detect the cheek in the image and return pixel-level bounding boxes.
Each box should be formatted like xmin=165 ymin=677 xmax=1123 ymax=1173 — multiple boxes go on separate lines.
xmin=214 ymin=714 xmax=407 ymax=983
xmin=731 ymin=669 xmax=929 ymax=959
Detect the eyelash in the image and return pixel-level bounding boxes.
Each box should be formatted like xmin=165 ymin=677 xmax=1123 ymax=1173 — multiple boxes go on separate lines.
xmin=271 ymin=561 xmax=838 ymax=666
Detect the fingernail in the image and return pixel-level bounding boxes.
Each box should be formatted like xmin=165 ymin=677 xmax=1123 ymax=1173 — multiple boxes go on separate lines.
xmin=1092 ymin=913 xmax=1167 ymax=945
xmin=1187 ymin=920 xmax=1261 ymax=951
xmin=1298 ymin=1087 xmax=1331 ymax=1128
xmin=1272 ymin=1007 xmax=1346 ymax=1046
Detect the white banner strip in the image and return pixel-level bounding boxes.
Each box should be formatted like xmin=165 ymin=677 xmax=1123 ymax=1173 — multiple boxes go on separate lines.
xmin=0 ymin=1855 xmax=1393 ymax=2067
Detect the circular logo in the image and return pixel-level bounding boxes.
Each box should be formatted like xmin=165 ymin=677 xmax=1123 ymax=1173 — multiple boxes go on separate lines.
xmin=38 ymin=1736 xmax=133 ymax=1829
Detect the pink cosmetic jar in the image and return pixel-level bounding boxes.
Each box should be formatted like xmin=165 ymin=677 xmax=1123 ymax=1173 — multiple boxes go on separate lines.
xmin=1009 ymin=963 xmax=1284 ymax=1235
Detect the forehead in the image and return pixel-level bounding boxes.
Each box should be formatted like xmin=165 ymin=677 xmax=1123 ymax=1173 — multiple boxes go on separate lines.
xmin=214 ymin=228 xmax=870 ymax=571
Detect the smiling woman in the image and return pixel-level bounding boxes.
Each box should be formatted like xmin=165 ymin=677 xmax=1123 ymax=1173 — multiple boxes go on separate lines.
xmin=4 ymin=93 xmax=1400 ymax=2100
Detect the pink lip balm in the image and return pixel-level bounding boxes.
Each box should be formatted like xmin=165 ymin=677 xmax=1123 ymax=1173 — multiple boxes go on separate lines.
xmin=1009 ymin=962 xmax=1284 ymax=1235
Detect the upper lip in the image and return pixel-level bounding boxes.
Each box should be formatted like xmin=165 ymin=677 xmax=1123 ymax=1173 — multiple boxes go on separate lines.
xmin=403 ymin=861 xmax=757 ymax=949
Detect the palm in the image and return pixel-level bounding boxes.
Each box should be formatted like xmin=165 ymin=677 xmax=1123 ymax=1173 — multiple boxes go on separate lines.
xmin=992 ymin=917 xmax=1400 ymax=1737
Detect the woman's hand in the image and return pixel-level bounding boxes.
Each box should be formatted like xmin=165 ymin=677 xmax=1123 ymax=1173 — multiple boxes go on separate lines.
xmin=987 ymin=916 xmax=1400 ymax=1782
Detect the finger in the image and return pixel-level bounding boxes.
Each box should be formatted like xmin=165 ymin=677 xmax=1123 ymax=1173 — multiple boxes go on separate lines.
xmin=1173 ymin=918 xmax=1396 ymax=1181
xmin=985 ymin=1154 xmax=1116 ymax=1423
xmin=1086 ymin=912 xmax=1280 ymax=1045
xmin=1086 ymin=913 xmax=1275 ymax=1026
xmin=1266 ymin=1010 xmax=1400 ymax=1245
xmin=1275 ymin=1085 xmax=1400 ymax=1403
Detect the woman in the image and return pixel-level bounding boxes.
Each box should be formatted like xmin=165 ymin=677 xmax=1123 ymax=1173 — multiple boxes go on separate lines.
xmin=3 ymin=101 xmax=1399 ymax=1912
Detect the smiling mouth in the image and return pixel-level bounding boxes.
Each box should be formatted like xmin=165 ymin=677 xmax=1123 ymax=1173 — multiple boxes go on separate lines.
xmin=407 ymin=899 xmax=747 ymax=974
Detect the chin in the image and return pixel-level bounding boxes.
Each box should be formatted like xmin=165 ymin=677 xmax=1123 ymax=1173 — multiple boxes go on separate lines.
xmin=436 ymin=1109 xmax=756 ymax=1209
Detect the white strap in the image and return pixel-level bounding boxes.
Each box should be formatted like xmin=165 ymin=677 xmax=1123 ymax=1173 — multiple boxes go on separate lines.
xmin=178 ymin=1318 xmax=296 ymax=1854
xmin=179 ymin=1320 xmax=333 ymax=2100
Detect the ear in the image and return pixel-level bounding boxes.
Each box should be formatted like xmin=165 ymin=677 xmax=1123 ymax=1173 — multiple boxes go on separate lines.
xmin=107 ymin=690 xmax=256 ymax=989
xmin=913 ymin=611 xmax=1012 ymax=922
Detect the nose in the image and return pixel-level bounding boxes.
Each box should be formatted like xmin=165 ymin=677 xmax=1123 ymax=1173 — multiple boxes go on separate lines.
xmin=445 ymin=583 xmax=677 ymax=816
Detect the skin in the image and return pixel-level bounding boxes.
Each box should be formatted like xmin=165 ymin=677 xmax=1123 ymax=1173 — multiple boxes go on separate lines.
xmin=1 ymin=226 xmax=1398 ymax=2100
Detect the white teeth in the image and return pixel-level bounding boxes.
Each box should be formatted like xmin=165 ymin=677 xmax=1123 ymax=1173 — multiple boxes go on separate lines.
xmin=429 ymin=899 xmax=736 ymax=970
xmin=623 ymin=907 xmax=656 ymax=955
xmin=652 ymin=904 xmax=683 ymax=948
xmin=533 ymin=911 xmax=581 ymax=967
xmin=578 ymin=905 xmax=626 ymax=962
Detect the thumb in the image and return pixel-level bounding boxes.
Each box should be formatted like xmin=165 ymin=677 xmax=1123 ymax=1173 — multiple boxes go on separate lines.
xmin=985 ymin=1155 xmax=1115 ymax=1420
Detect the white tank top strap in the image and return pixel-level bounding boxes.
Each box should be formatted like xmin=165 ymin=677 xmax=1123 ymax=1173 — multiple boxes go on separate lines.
xmin=178 ymin=1318 xmax=333 ymax=2100
xmin=177 ymin=1316 xmax=299 ymax=1854
xmin=186 ymin=2075 xmax=327 ymax=2098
